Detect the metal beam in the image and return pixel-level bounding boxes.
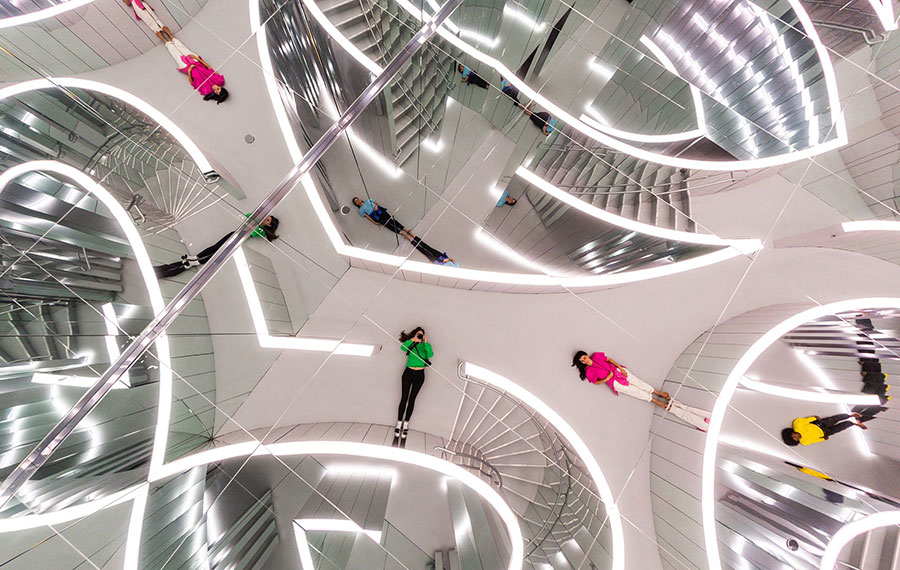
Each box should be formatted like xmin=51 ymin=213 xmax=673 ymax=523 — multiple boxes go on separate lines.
xmin=0 ymin=0 xmax=463 ymax=508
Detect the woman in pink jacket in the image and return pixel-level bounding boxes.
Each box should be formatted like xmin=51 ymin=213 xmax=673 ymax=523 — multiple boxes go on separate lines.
xmin=164 ymin=39 xmax=229 ymax=104
xmin=572 ymin=350 xmax=710 ymax=431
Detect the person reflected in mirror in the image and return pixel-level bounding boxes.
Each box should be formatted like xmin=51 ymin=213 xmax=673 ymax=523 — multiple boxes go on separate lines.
xmin=164 ymin=38 xmax=228 ymax=104
xmin=572 ymin=350 xmax=711 ymax=431
xmin=500 ymin=78 xmax=523 ymax=108
xmin=522 ymin=103 xmax=558 ymax=136
xmin=457 ymin=63 xmax=489 ymax=89
xmin=782 ymin=412 xmax=874 ymax=446
xmin=395 ymin=327 xmax=434 ymax=441
xmin=409 ymin=236 xmax=458 ymax=267
xmin=124 ymin=0 xmax=173 ymax=42
xmin=352 ymin=197 xmax=416 ymax=241
xmin=154 ymin=214 xmax=278 ymax=278
xmin=495 ymin=189 xmax=517 ymax=207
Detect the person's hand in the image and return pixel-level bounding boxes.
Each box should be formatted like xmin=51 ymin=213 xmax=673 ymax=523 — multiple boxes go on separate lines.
xmin=856 ymin=422 xmax=869 ymax=430
xmin=421 ymin=333 xmax=427 ymax=342
xmin=851 ymin=412 xmax=862 ymax=418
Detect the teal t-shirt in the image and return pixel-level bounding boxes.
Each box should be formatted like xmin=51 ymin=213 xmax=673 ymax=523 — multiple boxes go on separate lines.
xmin=401 ymin=339 xmax=433 ymax=367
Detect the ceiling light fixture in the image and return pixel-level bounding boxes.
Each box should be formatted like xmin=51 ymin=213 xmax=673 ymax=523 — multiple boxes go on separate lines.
xmin=702 ymin=298 xmax=900 ymax=570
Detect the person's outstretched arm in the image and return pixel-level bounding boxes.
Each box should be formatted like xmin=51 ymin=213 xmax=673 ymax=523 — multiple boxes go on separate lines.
xmin=364 ymin=214 xmax=380 ymax=226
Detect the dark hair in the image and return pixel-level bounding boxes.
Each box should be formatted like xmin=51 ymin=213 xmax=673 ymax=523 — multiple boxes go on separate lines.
xmin=399 ymin=327 xmax=425 ymax=343
xmin=572 ymin=350 xmax=588 ymax=381
xmin=262 ymin=215 xmax=280 ymax=242
xmin=781 ymin=428 xmax=800 ymax=446
xmin=352 ymin=197 xmax=361 ymax=205
xmin=203 ymin=87 xmax=229 ymax=104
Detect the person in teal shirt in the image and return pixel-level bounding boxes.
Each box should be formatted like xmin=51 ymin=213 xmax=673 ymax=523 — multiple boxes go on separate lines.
xmin=154 ymin=214 xmax=279 ymax=278
xmin=395 ymin=327 xmax=433 ymax=441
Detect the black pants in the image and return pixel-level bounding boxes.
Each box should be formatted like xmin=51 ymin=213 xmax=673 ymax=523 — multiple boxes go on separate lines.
xmin=466 ymin=72 xmax=489 ymax=89
xmin=410 ymin=236 xmax=443 ymax=263
xmin=814 ymin=413 xmax=874 ymax=437
xmin=502 ymin=84 xmax=521 ymax=106
xmin=529 ymin=111 xmax=552 ymax=130
xmin=153 ymin=232 xmax=232 ymax=278
xmin=372 ymin=212 xmax=405 ymax=235
xmin=398 ymin=367 xmax=425 ymax=421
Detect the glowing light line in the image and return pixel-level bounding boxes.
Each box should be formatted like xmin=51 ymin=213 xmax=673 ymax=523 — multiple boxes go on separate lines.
xmin=703 ymin=298 xmax=900 ymax=570
xmin=0 ymin=0 xmax=94 ymax=30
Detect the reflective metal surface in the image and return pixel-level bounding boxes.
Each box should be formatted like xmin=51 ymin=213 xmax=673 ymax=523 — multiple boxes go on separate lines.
xmin=0 ymin=0 xmax=462 ymax=512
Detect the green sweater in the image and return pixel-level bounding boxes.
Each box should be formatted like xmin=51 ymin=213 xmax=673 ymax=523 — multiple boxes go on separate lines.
xmin=401 ymin=339 xmax=433 ymax=367
xmin=245 ymin=213 xmax=266 ymax=238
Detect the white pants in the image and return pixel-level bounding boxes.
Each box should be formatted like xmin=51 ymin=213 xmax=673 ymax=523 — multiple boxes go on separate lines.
xmin=616 ymin=373 xmax=655 ymax=402
xmin=165 ymin=38 xmax=191 ymax=68
xmin=133 ymin=3 xmax=165 ymax=33
xmin=666 ymin=399 xmax=710 ymax=431
xmin=619 ymin=373 xmax=711 ymax=431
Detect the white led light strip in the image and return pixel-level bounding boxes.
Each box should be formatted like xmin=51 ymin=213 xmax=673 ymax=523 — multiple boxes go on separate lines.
xmin=0 ymin=442 xmax=521 ymax=570
xmin=233 ymin=247 xmax=377 ymax=356
xmin=0 ymin=0 xmax=94 ymax=30
xmin=702 ymin=298 xmax=900 ymax=570
xmin=867 ymin=0 xmax=897 ymax=31
xmin=461 ymin=361 xmax=624 ymax=570
xmin=380 ymin=0 xmax=845 ymax=170
xmin=579 ymin=36 xmax=707 ymax=144
xmin=516 ymin=167 xmax=762 ymax=253
xmin=739 ymin=377 xmax=882 ymax=405
xmin=842 ymin=220 xmax=900 ymax=233
xmin=0 ymin=161 xmax=173 ymax=475
xmin=253 ymin=0 xmax=764 ymax=288
xmin=0 ymin=79 xmax=214 ymax=173
xmin=820 ymin=510 xmax=900 ymax=570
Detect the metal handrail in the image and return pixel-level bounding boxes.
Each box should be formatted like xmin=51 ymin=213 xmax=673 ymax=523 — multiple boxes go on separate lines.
xmin=455 ymin=362 xmax=583 ymax=556
xmin=433 ymin=446 xmax=503 ymax=488
xmin=811 ymin=20 xmax=888 ymax=44
xmin=0 ymin=0 xmax=464 ymax=509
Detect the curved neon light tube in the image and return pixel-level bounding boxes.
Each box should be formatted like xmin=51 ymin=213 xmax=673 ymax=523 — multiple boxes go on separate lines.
xmin=516 ymin=167 xmax=762 ymax=253
xmin=253 ymin=1 xmax=754 ymax=288
xmin=867 ymin=0 xmax=897 ymax=31
xmin=462 ymin=361 xmax=623 ymax=570
xmin=739 ymin=377 xmax=882 ymax=405
xmin=702 ymin=297 xmax=900 ymax=570
xmin=156 ymin=440 xmax=524 ymax=570
xmin=301 ymin=0 xmax=845 ymax=169
xmin=381 ymin=0 xmax=846 ymax=171
xmin=820 ymin=510 xmax=900 ymax=570
xmin=0 ymin=0 xmax=94 ymax=30
xmin=578 ymin=36 xmax=709 ymax=144
xmin=0 ymin=79 xmax=214 ymax=174
xmin=0 ymin=161 xmax=173 ymax=475
xmin=581 ymin=111 xmax=704 ymax=144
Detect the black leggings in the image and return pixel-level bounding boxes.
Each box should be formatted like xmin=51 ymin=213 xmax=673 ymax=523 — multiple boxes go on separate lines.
xmin=466 ymin=72 xmax=489 ymax=89
xmin=153 ymin=232 xmax=232 ymax=279
xmin=398 ymin=367 xmax=425 ymax=421
xmin=814 ymin=413 xmax=875 ymax=437
xmin=374 ymin=213 xmax=405 ymax=235
xmin=529 ymin=111 xmax=552 ymax=130
xmin=410 ymin=236 xmax=443 ymax=263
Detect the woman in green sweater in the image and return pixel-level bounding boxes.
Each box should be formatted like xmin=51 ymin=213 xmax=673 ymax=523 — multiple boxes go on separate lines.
xmin=396 ymin=326 xmax=433 ymax=440
xmin=154 ymin=214 xmax=279 ymax=278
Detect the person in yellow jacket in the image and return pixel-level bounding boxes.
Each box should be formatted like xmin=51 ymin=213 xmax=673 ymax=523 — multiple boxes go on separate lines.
xmin=781 ymin=412 xmax=871 ymax=446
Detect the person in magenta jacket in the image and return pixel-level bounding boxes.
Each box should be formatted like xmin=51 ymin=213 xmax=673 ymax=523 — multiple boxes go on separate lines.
xmin=572 ymin=350 xmax=711 ymax=431
xmin=164 ymin=38 xmax=229 ymax=104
